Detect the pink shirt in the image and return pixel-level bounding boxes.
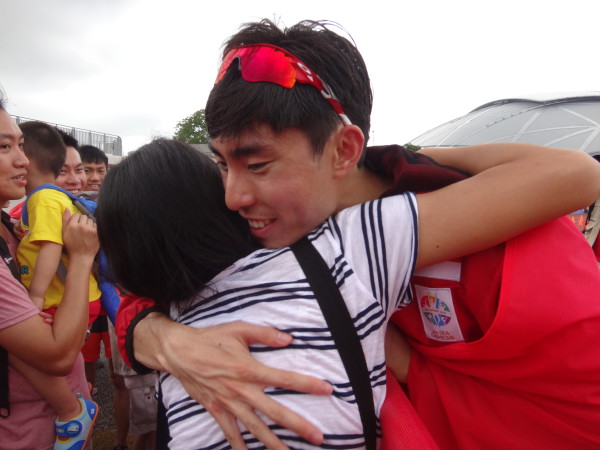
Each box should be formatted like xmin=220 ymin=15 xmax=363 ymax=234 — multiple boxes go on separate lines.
xmin=0 ymin=224 xmax=89 ymax=449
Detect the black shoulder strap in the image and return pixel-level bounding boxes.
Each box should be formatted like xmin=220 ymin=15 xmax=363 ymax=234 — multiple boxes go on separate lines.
xmin=290 ymin=236 xmax=377 ymax=449
xmin=0 ymin=347 xmax=7 ymax=418
xmin=0 ymin=213 xmax=19 ymax=281
xmin=155 ymin=382 xmax=171 ymax=449
xmin=0 ymin=212 xmax=18 ymax=418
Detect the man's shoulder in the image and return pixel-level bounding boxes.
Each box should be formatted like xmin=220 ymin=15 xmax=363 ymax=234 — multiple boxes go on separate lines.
xmin=326 ymin=193 xmax=417 ymax=264
xmin=335 ymin=193 xmax=416 ymax=226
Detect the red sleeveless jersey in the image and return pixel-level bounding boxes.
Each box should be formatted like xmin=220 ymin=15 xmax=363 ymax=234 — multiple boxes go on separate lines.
xmin=390 ymin=217 xmax=600 ymax=449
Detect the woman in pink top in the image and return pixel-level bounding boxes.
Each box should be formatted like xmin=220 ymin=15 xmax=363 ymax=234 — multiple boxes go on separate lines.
xmin=0 ymin=97 xmax=99 ymax=448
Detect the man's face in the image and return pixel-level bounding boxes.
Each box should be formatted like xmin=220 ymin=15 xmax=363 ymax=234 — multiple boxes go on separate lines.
xmin=211 ymin=124 xmax=339 ymax=248
xmin=83 ymin=161 xmax=107 ymax=191
xmin=0 ymin=110 xmax=28 ymax=203
xmin=56 ymin=146 xmax=86 ymax=195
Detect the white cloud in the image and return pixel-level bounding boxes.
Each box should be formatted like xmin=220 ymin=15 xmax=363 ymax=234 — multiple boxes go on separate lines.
xmin=2 ymin=0 xmax=599 ymax=153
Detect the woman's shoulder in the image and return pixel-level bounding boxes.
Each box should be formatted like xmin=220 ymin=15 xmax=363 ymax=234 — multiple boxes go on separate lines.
xmin=0 ymin=262 xmax=38 ymax=332
xmin=221 ymin=247 xmax=295 ymax=278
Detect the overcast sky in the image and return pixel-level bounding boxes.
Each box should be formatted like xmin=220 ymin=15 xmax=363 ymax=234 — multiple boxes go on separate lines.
xmin=2 ymin=0 xmax=599 ymax=154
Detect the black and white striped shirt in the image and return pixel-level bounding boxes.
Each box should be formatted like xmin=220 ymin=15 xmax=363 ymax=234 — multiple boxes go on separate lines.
xmin=161 ymin=193 xmax=418 ymax=449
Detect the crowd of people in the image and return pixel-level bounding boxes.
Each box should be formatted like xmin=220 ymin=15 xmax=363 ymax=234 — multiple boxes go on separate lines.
xmin=0 ymin=112 xmax=156 ymax=448
xmin=2 ymin=17 xmax=600 ymax=450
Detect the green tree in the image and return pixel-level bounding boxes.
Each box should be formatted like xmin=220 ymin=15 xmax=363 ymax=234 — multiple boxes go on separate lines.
xmin=404 ymin=143 xmax=421 ymax=152
xmin=174 ymin=109 xmax=209 ymax=144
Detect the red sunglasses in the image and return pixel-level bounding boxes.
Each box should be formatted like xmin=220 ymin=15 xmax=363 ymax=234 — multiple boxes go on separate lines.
xmin=215 ymin=44 xmax=351 ymax=126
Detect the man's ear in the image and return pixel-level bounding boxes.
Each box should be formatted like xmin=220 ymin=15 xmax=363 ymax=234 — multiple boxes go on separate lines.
xmin=332 ymin=125 xmax=364 ymax=178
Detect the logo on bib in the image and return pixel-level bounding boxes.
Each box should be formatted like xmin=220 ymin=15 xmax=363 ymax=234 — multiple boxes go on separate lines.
xmin=420 ymin=295 xmax=453 ymax=326
xmin=414 ymin=285 xmax=464 ymax=342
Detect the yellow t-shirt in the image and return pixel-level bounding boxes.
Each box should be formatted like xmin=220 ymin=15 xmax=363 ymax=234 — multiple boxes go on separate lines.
xmin=17 ymin=188 xmax=101 ymax=309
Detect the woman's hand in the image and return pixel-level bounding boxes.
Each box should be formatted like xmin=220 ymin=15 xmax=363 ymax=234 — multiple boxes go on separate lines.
xmin=62 ymin=210 xmax=99 ymax=258
xmin=38 ymin=311 xmax=54 ymax=325
xmin=138 ymin=315 xmax=333 ymax=449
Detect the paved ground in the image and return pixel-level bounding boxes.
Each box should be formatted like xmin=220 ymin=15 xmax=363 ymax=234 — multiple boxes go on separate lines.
xmin=91 ymin=352 xmax=137 ymax=450
xmin=92 ymin=354 xmax=116 ymax=431
xmin=90 ymin=353 xmax=140 ymax=448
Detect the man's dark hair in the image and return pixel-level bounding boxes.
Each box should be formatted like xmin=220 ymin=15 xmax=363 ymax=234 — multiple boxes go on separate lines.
xmin=19 ymin=121 xmax=66 ymax=177
xmin=205 ymin=19 xmax=372 ymax=160
xmin=55 ymin=128 xmax=79 ymax=150
xmin=96 ymin=139 xmax=257 ymax=310
xmin=79 ymin=144 xmax=108 ymax=167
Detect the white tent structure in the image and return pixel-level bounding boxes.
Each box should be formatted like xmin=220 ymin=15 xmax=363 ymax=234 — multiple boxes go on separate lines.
xmin=410 ymin=92 xmax=600 ymax=157
xmin=409 ymin=92 xmax=600 ymax=248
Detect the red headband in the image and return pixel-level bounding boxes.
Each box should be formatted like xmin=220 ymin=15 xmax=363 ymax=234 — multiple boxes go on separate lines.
xmin=216 ymin=44 xmax=351 ymax=125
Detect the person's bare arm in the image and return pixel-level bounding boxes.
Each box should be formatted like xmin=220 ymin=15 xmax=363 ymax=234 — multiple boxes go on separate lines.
xmin=134 ymin=313 xmax=332 ymax=449
xmin=27 ymin=240 xmax=62 ymax=309
xmin=416 ymin=144 xmax=600 ymax=268
xmin=385 ymin=323 xmax=411 ymax=384
xmin=0 ymin=211 xmax=98 ymax=375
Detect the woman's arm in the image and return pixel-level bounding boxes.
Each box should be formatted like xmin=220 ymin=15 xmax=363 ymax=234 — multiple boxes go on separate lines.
xmin=385 ymin=323 xmax=411 ymax=384
xmin=0 ymin=211 xmax=98 ymax=375
xmin=416 ymin=144 xmax=600 ymax=268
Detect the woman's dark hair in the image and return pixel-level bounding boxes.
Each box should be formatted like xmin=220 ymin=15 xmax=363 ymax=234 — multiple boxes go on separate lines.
xmin=96 ymin=139 xmax=257 ymax=311
xmin=206 ymin=19 xmax=372 ymax=161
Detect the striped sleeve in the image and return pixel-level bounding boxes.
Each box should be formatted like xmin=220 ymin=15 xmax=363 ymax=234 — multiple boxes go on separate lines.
xmin=336 ymin=193 xmax=418 ymax=315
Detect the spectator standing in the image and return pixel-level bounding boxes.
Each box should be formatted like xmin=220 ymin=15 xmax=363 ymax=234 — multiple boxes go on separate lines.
xmin=0 ymin=96 xmax=99 ymax=449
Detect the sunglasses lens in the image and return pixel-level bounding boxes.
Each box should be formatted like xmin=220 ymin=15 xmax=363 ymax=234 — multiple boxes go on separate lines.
xmin=240 ymin=47 xmax=296 ymax=88
xmin=217 ymin=46 xmax=297 ymax=88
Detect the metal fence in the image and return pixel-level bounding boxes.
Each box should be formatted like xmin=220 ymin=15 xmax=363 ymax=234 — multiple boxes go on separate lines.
xmin=11 ymin=115 xmax=122 ymax=157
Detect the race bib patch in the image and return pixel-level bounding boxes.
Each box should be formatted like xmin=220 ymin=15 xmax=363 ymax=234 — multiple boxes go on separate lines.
xmin=414 ymin=284 xmax=464 ymax=342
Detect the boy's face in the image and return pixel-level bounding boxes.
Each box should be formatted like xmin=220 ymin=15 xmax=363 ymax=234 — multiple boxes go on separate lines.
xmin=211 ymin=124 xmax=340 ymax=248
xmin=0 ymin=111 xmax=28 ymax=203
xmin=56 ymin=146 xmax=86 ymax=195
xmin=83 ymin=161 xmax=107 ymax=191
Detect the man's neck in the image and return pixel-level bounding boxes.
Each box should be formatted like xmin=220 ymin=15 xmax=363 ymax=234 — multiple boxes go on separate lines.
xmin=335 ymin=167 xmax=392 ymax=213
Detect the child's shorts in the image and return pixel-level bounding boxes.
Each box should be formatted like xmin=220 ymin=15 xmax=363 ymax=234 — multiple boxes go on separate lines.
xmin=81 ymin=315 xmax=112 ymax=362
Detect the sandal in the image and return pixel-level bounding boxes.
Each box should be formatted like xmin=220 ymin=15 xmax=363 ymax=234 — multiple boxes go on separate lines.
xmin=54 ymin=393 xmax=98 ymax=449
